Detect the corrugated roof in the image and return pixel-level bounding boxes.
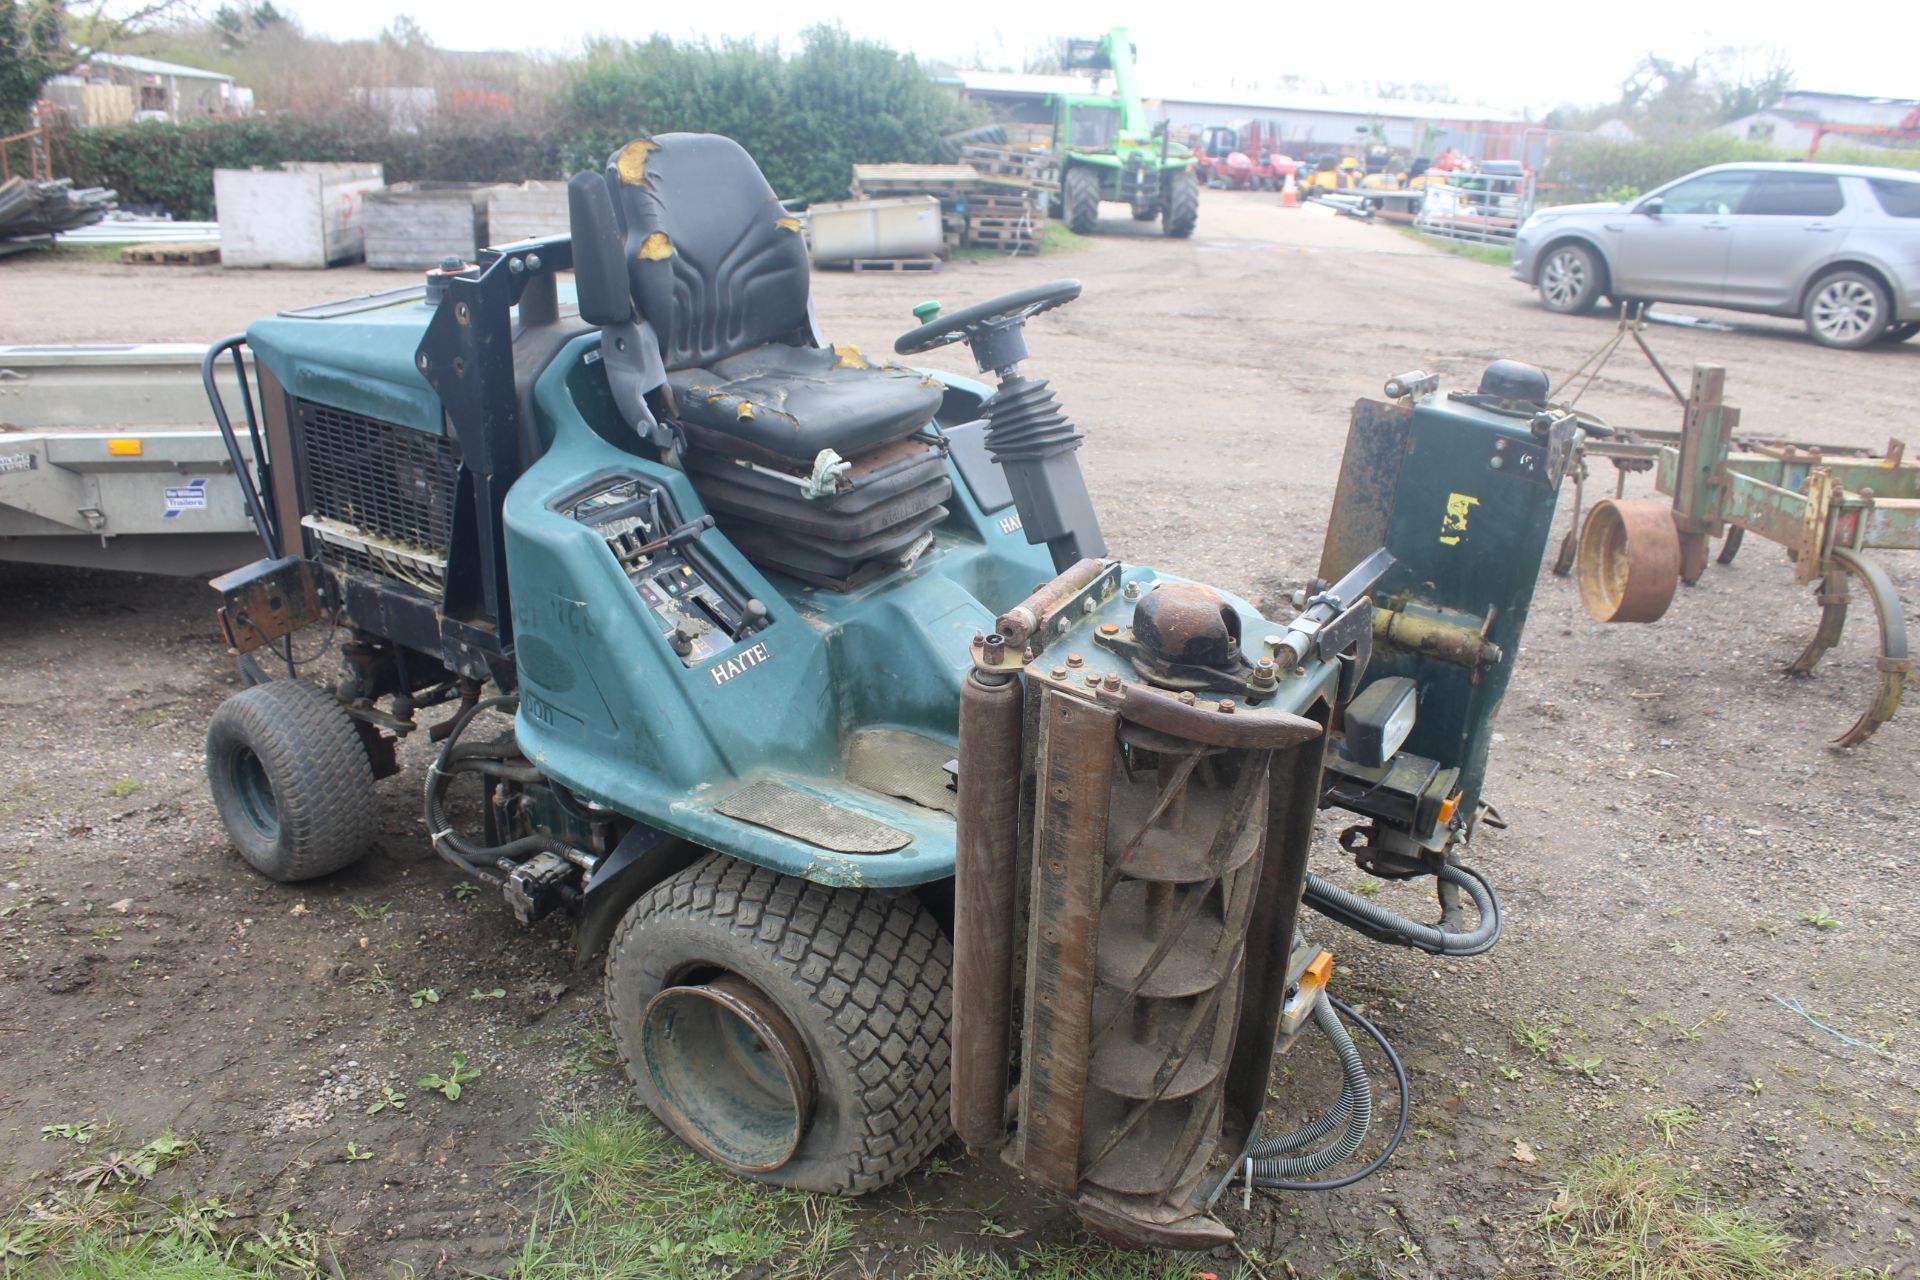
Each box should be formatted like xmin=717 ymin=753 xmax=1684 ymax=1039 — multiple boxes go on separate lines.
xmin=89 ymin=52 xmax=233 ymax=83
xmin=1157 ymin=87 xmax=1524 ymax=124
xmin=939 ymin=71 xmax=1100 ymax=97
xmin=939 ymin=69 xmax=1523 ymax=124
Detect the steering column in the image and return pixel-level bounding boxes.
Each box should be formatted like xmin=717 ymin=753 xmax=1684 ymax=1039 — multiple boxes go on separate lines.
xmin=896 ymin=280 xmax=1104 ymax=571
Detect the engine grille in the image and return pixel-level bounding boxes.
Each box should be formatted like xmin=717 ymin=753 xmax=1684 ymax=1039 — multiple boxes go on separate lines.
xmin=295 ymin=400 xmax=459 ymax=590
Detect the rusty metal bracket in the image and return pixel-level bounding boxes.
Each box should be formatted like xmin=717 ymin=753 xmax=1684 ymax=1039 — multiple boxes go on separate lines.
xmin=210 ymin=555 xmax=328 ymax=654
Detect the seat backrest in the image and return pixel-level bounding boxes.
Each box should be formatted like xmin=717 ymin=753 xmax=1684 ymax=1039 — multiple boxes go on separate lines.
xmin=603 ymin=133 xmax=813 ymax=373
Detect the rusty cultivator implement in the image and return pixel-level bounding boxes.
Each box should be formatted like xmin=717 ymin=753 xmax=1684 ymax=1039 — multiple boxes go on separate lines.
xmin=1555 ymin=313 xmax=1915 ymax=745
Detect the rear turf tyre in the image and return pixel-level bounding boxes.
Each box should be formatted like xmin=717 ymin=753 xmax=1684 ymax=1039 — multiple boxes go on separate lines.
xmin=606 ymin=854 xmax=952 ymax=1195
xmin=1064 ymin=166 xmax=1100 ymax=235
xmin=1538 ymin=243 xmax=1603 ymax=314
xmin=1162 ymin=168 xmax=1199 ymax=238
xmin=1804 ymin=270 xmax=1890 ymax=349
xmin=1878 ymin=320 xmax=1918 ymax=344
xmin=205 ymin=680 xmax=377 ymax=882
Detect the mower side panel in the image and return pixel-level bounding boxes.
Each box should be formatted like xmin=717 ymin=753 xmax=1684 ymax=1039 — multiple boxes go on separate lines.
xmin=503 ymin=337 xmax=1054 ymax=889
xmin=1320 ymin=394 xmax=1568 ymax=817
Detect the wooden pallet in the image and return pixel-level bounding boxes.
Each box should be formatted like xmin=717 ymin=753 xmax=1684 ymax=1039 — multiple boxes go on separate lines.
xmin=959 ymin=146 xmax=1060 ymax=192
xmin=966 ymin=223 xmax=1037 ymax=243
xmin=815 ymin=256 xmax=944 ymax=273
xmin=119 ymin=242 xmax=220 ymax=266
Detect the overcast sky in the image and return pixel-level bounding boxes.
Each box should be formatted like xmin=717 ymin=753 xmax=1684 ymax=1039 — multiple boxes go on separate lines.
xmin=278 ymin=0 xmax=1907 ymax=116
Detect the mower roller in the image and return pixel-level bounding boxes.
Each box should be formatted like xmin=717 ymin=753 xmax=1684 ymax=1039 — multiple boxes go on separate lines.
xmin=199 ymin=133 xmax=1580 ymax=1248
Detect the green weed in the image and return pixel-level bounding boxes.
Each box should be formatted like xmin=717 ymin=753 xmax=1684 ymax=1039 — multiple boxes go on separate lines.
xmin=1539 ymin=1153 xmax=1874 ymax=1279
xmin=418 ymin=1052 xmax=479 ymax=1101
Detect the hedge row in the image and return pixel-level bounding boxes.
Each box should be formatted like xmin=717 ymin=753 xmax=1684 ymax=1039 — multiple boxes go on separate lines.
xmin=1541 ymin=133 xmax=1920 ymax=205
xmin=54 ymin=118 xmax=574 ymax=220
xmin=52 ymin=26 xmax=971 ymax=220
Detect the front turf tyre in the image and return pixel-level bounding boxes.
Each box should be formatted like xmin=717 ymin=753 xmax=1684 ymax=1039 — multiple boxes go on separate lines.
xmin=205 ymin=680 xmax=377 ymax=882
xmin=1064 ymin=165 xmax=1100 ymax=235
xmin=1804 ymin=270 xmax=1890 ymax=349
xmin=606 ymin=854 xmax=952 ymax=1195
xmin=1538 ymin=242 xmax=1603 ymax=314
xmin=1162 ymin=168 xmax=1199 ymax=238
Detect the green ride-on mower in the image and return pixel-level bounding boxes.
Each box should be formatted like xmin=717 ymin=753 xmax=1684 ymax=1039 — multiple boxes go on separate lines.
xmin=1050 ymin=27 xmax=1200 ymax=238
xmin=199 ymin=133 xmax=1577 ymax=1249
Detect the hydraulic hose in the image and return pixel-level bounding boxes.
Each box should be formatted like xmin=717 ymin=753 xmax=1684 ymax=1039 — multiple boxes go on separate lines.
xmin=1249 ymin=995 xmax=1370 ymax=1173
xmin=423 ymin=694 xmax=577 ymax=881
xmin=1250 ymin=993 xmax=1410 ymax=1193
xmin=1303 ymin=861 xmax=1501 ymax=957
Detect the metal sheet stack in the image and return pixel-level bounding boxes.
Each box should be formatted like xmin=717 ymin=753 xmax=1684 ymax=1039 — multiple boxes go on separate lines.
xmin=0 ymin=178 xmax=116 ymax=256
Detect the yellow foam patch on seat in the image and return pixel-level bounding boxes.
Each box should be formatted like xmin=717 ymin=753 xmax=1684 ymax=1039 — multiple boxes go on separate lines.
xmin=832 ymin=344 xmax=870 ymax=370
xmin=637 ymin=231 xmax=674 ymax=261
xmin=615 ymin=139 xmax=659 ymax=185
xmin=776 ymin=216 xmax=802 ymax=232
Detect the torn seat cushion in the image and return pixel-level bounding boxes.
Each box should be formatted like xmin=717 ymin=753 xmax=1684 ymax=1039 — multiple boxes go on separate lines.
xmin=667 ymin=343 xmax=944 ymax=462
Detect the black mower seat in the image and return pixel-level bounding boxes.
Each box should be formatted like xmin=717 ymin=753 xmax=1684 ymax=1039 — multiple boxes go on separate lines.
xmin=667 ymin=343 xmax=942 ymax=462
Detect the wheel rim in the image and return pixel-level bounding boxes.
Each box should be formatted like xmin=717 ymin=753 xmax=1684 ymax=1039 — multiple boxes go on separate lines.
xmin=227 ymin=745 xmax=280 ymax=841
xmin=1542 ymin=249 xmax=1587 ymax=307
xmin=1813 ymin=279 xmax=1878 ymax=341
xmin=641 ymin=972 xmax=816 ymax=1172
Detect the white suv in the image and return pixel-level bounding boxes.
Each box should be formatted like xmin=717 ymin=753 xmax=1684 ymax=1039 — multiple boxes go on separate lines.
xmin=1511 ymin=162 xmax=1920 ymax=349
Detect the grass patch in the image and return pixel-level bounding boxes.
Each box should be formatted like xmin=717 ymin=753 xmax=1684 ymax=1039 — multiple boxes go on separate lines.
xmin=1392 ymin=223 xmax=1512 ymax=266
xmin=952 ymin=221 xmax=1092 ymax=263
xmin=1539 ymin=1154 xmax=1879 ymax=1279
xmin=510 ymin=1110 xmax=852 ymax=1279
xmin=0 ymin=1135 xmax=324 ymax=1275
xmin=511 ymin=1111 xmax=1197 ymax=1279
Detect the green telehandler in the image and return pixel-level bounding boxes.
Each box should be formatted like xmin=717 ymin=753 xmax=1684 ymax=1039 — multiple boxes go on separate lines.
xmin=1049 ymin=27 xmax=1199 ymax=238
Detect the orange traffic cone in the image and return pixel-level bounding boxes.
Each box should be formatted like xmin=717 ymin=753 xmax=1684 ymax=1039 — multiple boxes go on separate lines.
xmin=1280 ymin=173 xmax=1298 ymax=207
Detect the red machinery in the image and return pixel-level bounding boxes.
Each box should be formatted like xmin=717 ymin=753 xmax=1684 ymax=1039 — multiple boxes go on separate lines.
xmin=1807 ymin=107 xmax=1920 ymax=157
xmin=1196 ymin=121 xmax=1292 ymax=190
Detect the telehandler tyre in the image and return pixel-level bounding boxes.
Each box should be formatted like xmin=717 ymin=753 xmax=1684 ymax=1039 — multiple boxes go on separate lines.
xmin=1162 ymin=168 xmax=1199 ymax=238
xmin=205 ymin=680 xmax=378 ymax=882
xmin=606 ymin=854 xmax=952 ymax=1194
xmin=1064 ymin=166 xmax=1101 ymax=235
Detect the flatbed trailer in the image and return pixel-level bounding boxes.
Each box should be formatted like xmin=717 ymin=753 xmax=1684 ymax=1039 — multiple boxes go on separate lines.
xmin=0 ymin=343 xmax=258 ymax=575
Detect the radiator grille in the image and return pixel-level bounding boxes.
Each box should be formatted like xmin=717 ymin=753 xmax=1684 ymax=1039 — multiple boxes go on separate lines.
xmin=296 ymin=400 xmax=459 ymax=588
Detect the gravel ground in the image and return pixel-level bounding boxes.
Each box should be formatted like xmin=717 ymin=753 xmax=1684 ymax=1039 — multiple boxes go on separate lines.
xmin=1 ymin=192 xmax=1914 ymax=1277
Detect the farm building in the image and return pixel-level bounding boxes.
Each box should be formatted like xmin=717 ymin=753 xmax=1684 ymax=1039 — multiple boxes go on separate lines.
xmin=42 ymin=53 xmax=252 ymax=127
xmin=942 ymin=70 xmax=1534 ymax=163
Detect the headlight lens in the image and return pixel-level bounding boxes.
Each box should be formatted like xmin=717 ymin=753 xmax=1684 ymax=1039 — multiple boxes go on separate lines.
xmin=1341 ymin=676 xmax=1419 ymax=768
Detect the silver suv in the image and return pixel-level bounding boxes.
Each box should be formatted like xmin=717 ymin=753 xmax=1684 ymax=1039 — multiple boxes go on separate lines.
xmin=1511 ymin=162 xmax=1920 ymax=349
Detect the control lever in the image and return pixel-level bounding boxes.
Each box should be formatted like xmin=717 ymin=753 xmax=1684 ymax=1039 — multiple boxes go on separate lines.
xmin=631 ymin=515 xmax=769 ymax=637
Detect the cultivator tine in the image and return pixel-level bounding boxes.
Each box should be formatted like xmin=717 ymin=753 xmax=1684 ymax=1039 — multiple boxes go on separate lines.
xmin=1785 ymin=564 xmax=1850 ymax=676
xmin=1828 ymin=549 xmax=1910 ymax=748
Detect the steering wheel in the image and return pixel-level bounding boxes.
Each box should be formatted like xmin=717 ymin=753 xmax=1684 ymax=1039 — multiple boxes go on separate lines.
xmin=894 ymin=279 xmax=1082 ymax=358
